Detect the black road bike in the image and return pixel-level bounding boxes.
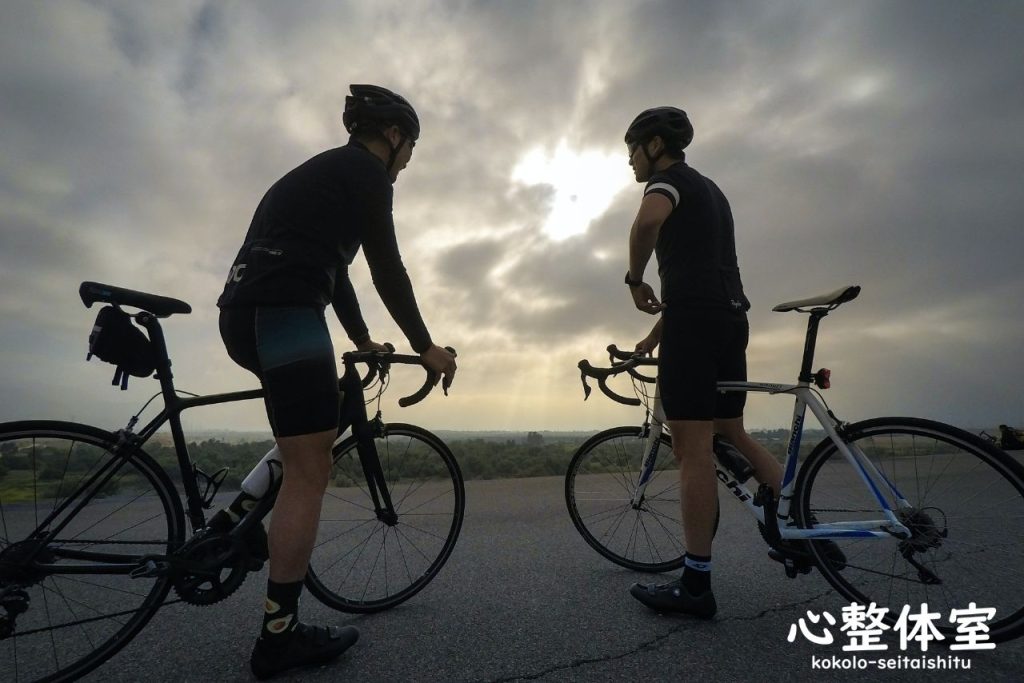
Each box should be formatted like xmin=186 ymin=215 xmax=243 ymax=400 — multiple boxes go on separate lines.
xmin=0 ymin=282 xmax=465 ymax=682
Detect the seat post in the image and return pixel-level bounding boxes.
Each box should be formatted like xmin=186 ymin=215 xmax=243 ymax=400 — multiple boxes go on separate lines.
xmin=798 ymin=310 xmax=828 ymax=384
xmin=137 ymin=313 xmax=176 ymax=395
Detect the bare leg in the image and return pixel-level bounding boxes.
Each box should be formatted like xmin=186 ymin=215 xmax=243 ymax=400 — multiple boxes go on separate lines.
xmin=667 ymin=419 xmax=717 ymax=557
xmin=250 ymin=428 xmax=360 ymax=676
xmin=268 ymin=428 xmax=336 ymax=582
xmin=714 ymin=416 xmax=782 ymax=495
xmin=630 ymin=418 xmax=721 ymax=617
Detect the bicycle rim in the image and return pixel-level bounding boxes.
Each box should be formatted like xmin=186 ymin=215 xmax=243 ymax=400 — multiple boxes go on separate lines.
xmin=565 ymin=426 xmax=684 ymax=572
xmin=796 ymin=417 xmax=1024 ymax=643
xmin=0 ymin=421 xmax=182 ymax=682
xmin=305 ymin=423 xmax=465 ymax=613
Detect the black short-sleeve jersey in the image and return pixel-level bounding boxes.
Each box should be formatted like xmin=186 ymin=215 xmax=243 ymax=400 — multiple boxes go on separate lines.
xmin=218 ymin=141 xmax=432 ymax=352
xmin=645 ymin=161 xmax=750 ymax=312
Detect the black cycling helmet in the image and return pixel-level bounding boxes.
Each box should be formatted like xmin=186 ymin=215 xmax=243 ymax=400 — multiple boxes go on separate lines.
xmin=344 ymin=84 xmax=420 ymax=140
xmin=624 ymin=106 xmax=693 ymax=151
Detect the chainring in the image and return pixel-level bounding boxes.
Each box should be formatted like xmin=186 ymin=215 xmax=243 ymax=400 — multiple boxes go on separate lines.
xmin=172 ymin=533 xmax=251 ymax=606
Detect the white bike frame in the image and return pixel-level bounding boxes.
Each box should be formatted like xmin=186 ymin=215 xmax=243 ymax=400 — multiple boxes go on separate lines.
xmin=631 ymin=379 xmax=913 ymax=541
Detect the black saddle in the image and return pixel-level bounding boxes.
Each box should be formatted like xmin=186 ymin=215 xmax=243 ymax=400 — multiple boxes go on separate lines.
xmin=80 ymin=281 xmax=192 ymax=317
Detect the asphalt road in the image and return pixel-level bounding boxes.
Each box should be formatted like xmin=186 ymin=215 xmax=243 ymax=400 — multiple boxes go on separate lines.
xmin=82 ymin=475 xmax=1024 ymax=683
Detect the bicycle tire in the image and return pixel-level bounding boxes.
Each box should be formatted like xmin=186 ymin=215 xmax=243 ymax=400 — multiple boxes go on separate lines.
xmin=565 ymin=426 xmax=686 ymax=572
xmin=0 ymin=421 xmax=184 ymax=683
xmin=794 ymin=417 xmax=1024 ymax=643
xmin=305 ymin=423 xmax=465 ymax=613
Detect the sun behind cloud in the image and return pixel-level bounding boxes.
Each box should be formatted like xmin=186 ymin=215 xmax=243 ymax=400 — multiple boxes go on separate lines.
xmin=511 ymin=139 xmax=633 ymax=241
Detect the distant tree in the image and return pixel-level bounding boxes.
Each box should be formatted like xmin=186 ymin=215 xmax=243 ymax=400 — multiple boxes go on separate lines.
xmin=1 ymin=441 xmax=17 ymax=456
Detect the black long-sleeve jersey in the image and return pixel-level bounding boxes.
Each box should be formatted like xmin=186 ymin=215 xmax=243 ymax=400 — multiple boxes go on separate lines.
xmin=217 ymin=140 xmax=432 ymax=352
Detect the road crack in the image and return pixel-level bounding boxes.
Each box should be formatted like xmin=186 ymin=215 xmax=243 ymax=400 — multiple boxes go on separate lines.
xmin=476 ymin=589 xmax=835 ymax=682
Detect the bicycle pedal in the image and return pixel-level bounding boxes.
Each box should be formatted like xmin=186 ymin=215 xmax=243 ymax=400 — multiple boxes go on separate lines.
xmin=768 ymin=548 xmax=813 ymax=578
xmin=130 ymin=559 xmax=172 ymax=579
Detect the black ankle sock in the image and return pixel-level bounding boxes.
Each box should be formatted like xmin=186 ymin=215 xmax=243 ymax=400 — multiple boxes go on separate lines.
xmin=682 ymin=553 xmax=712 ymax=594
xmin=260 ymin=580 xmax=302 ymax=644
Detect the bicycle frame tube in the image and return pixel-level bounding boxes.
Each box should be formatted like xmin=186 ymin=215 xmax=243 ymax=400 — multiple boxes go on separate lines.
xmin=26 ymin=440 xmax=149 ymax=564
xmin=136 ymin=387 xmax=265 ymax=532
xmin=717 ymin=381 xmax=911 ymax=539
xmin=22 ymin=384 xmax=266 ymax=571
xmin=134 ymin=311 xmax=266 ymax=532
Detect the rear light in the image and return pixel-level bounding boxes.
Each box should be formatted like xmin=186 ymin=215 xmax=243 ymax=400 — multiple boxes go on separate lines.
xmin=813 ymin=368 xmax=831 ymax=389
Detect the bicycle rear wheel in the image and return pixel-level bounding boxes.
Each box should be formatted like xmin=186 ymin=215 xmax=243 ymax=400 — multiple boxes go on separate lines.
xmin=795 ymin=417 xmax=1024 ymax=643
xmin=565 ymin=426 xmax=685 ymax=572
xmin=0 ymin=421 xmax=183 ymax=683
xmin=305 ymin=423 xmax=465 ymax=613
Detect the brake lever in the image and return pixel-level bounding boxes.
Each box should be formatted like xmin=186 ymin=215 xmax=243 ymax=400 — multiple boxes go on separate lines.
xmin=577 ymin=362 xmax=593 ymax=401
xmin=441 ymin=346 xmax=457 ymax=396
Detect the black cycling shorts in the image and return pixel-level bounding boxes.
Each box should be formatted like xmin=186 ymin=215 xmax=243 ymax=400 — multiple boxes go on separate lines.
xmin=658 ymin=307 xmax=749 ymax=421
xmin=219 ymin=306 xmax=340 ymax=438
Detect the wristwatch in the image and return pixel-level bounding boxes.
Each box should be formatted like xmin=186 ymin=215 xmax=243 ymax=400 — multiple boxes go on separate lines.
xmin=625 ymin=271 xmax=643 ymax=287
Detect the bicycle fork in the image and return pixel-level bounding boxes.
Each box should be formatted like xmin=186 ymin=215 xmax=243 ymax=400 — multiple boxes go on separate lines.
xmin=354 ymin=419 xmax=399 ymax=526
xmin=630 ymin=387 xmax=668 ymax=508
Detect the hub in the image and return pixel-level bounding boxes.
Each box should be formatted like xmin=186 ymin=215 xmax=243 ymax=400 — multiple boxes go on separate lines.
xmin=896 ymin=507 xmax=946 ymax=553
xmin=0 ymin=539 xmax=53 ymax=586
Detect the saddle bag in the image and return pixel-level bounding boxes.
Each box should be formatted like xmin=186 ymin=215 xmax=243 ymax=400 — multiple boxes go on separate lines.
xmin=86 ymin=306 xmax=157 ymax=389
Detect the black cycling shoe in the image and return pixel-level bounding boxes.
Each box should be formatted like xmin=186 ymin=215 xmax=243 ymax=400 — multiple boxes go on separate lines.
xmin=250 ymin=623 xmax=360 ymax=680
xmin=206 ymin=509 xmax=269 ymax=568
xmin=629 ymin=579 xmax=717 ymax=619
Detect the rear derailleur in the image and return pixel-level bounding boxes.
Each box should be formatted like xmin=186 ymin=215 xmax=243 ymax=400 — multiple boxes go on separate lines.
xmin=0 ymin=586 xmax=30 ymax=639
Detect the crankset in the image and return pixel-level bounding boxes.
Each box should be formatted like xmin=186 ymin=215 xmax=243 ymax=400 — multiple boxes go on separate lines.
xmin=170 ymin=532 xmax=254 ymax=606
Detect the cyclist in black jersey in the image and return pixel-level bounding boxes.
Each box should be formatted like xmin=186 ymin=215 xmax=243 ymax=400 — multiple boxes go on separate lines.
xmin=620 ymin=107 xmax=789 ymax=619
xmin=216 ymin=84 xmax=456 ymax=679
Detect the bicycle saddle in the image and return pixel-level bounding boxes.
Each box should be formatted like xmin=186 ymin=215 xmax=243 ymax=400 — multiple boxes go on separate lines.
xmin=772 ymin=285 xmax=860 ymax=313
xmin=80 ymin=281 xmax=192 ymax=317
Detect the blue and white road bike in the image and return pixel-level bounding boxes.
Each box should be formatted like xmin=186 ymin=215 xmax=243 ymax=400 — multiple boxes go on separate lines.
xmin=566 ymin=286 xmax=1024 ymax=642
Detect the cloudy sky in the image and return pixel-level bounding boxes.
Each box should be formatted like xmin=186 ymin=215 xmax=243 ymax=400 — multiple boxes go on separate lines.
xmin=2 ymin=0 xmax=1022 ymax=435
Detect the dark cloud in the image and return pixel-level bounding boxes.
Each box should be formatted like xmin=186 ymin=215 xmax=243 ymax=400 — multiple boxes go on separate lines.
xmin=1 ymin=1 xmax=1022 ymax=431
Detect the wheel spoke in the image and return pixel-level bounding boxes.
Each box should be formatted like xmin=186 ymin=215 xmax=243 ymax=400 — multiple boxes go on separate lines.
xmin=0 ymin=426 xmax=180 ymax=683
xmin=567 ymin=429 xmax=685 ymax=571
xmin=796 ymin=419 xmax=1024 ymax=642
xmin=307 ymin=426 xmax=463 ymax=612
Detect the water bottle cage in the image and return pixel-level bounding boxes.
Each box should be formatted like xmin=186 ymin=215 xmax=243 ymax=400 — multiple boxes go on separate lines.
xmin=193 ymin=464 xmax=229 ymax=509
xmin=712 ymin=435 xmax=755 ymax=483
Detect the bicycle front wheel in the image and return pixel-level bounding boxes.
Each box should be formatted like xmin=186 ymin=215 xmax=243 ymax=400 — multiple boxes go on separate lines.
xmin=305 ymin=423 xmax=465 ymax=613
xmin=0 ymin=421 xmax=184 ymax=683
xmin=565 ymin=426 xmax=685 ymax=572
xmin=795 ymin=417 xmax=1024 ymax=643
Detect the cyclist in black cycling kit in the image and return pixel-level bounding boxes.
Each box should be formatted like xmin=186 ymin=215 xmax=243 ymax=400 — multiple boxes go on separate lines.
xmin=620 ymin=107 xmax=792 ymax=619
xmin=215 ymin=84 xmax=456 ymax=679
